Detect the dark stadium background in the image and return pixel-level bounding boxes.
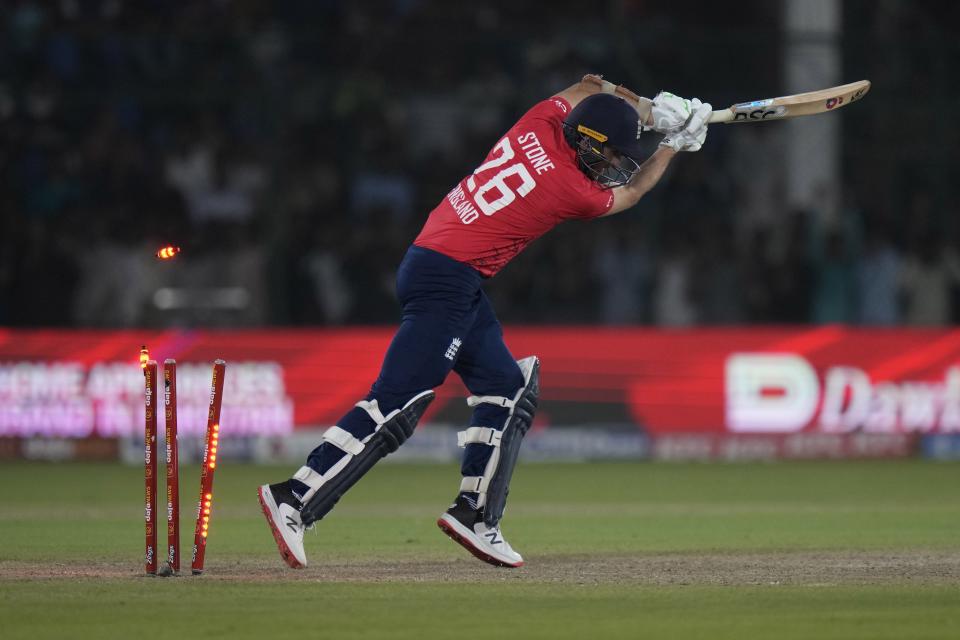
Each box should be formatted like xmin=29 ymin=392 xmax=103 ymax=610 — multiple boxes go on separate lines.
xmin=2 ymin=1 xmax=955 ymax=329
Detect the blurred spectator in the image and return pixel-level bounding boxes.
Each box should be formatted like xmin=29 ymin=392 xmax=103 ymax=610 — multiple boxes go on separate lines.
xmin=592 ymin=225 xmax=652 ymax=324
xmin=726 ymin=125 xmax=785 ymax=236
xmin=302 ymin=225 xmax=353 ymax=325
xmin=72 ymin=217 xmax=155 ymax=327
xmin=653 ymin=231 xmax=696 ymax=326
xmin=694 ymin=222 xmax=743 ymax=324
xmin=900 ymin=235 xmax=954 ymax=326
xmin=857 ymin=223 xmax=902 ymax=326
xmin=741 ymin=227 xmax=777 ymax=322
xmin=811 ymin=228 xmax=857 ymax=324
xmin=769 ymin=210 xmax=813 ymax=323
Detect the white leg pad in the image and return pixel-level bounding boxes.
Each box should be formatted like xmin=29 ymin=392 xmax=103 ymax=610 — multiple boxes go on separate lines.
xmin=295 ymin=390 xmax=435 ymax=504
xmin=458 ymin=356 xmax=539 ymax=518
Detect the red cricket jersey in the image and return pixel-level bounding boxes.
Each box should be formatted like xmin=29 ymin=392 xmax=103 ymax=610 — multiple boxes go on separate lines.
xmin=414 ymin=96 xmax=615 ymax=277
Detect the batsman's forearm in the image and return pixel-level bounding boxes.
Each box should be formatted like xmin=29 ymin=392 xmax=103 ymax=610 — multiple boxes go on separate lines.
xmin=603 ymin=147 xmax=676 ymax=217
xmin=630 ymin=146 xmax=676 ymax=197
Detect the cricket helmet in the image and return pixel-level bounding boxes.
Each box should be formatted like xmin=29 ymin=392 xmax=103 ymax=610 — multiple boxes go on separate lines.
xmin=562 ymin=93 xmax=644 ymax=188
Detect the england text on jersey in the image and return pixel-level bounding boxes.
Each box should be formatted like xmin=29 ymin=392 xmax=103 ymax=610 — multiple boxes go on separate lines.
xmin=446 ymin=183 xmax=480 ymax=225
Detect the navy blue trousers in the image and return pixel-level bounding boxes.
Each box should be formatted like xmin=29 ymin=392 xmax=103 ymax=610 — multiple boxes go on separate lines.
xmin=304 ymin=245 xmax=524 ymax=482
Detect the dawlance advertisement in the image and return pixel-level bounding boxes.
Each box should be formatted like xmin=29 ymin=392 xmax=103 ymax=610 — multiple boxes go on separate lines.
xmin=592 ymin=326 xmax=960 ymax=437
xmin=1 ymin=327 xmax=959 ymax=442
xmin=727 ymin=353 xmax=960 ymax=434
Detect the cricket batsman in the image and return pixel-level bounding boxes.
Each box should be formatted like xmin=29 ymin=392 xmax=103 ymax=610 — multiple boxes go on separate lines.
xmin=258 ymin=75 xmax=711 ymax=568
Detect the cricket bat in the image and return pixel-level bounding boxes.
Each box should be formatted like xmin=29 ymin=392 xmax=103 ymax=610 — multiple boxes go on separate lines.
xmin=706 ymin=80 xmax=871 ymax=123
xmin=582 ymin=75 xmax=871 ymax=126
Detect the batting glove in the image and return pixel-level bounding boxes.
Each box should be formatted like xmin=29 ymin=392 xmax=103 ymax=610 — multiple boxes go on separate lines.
xmin=650 ymin=92 xmax=705 ymax=134
xmin=659 ymin=102 xmax=712 ymax=152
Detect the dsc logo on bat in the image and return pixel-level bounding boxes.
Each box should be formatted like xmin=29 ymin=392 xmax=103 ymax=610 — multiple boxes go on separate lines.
xmin=733 ymin=106 xmax=786 ymax=121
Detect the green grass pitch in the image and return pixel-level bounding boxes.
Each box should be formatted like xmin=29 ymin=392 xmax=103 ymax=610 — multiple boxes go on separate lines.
xmin=1 ymin=459 xmax=958 ymax=639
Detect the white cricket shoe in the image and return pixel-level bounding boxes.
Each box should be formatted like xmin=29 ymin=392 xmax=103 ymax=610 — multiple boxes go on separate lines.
xmin=437 ymin=496 xmax=524 ymax=568
xmin=258 ymin=482 xmax=307 ymax=569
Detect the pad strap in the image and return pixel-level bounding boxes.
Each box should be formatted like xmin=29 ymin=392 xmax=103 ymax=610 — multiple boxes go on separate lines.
xmin=322 ymin=426 xmax=365 ymax=455
xmin=457 ymin=426 xmax=502 ymax=448
xmin=356 ymin=398 xmax=394 ymax=425
xmin=293 ymin=464 xmax=322 ymax=489
xmin=459 ymin=475 xmax=491 ymax=493
xmin=467 ymin=394 xmax=515 ymax=409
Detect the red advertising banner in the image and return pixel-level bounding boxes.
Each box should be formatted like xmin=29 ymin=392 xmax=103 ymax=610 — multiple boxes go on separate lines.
xmin=0 ymin=327 xmax=958 ymax=438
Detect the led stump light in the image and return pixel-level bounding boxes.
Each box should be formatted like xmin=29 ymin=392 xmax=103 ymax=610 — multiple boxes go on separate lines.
xmin=156 ymin=245 xmax=181 ymax=260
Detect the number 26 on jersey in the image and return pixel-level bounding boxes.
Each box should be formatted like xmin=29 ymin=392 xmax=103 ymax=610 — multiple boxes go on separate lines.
xmin=447 ymin=137 xmax=538 ymax=224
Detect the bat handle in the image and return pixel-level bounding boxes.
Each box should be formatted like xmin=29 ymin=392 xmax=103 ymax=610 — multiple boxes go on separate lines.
xmin=639 ymin=100 xmax=734 ymax=127
xmin=707 ymin=109 xmax=734 ymax=124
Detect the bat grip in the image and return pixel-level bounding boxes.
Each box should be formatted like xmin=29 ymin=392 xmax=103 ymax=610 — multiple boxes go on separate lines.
xmin=708 ymin=109 xmax=734 ymax=124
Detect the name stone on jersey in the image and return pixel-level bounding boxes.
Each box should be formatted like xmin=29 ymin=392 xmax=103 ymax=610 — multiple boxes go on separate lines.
xmin=517 ymin=132 xmax=555 ymax=175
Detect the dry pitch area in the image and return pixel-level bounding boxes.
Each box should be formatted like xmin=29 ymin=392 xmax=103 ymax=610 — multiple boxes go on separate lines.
xmin=3 ymin=550 xmax=960 ymax=586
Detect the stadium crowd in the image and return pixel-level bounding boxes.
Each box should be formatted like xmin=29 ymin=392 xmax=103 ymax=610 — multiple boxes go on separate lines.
xmin=1 ymin=0 xmax=956 ymax=327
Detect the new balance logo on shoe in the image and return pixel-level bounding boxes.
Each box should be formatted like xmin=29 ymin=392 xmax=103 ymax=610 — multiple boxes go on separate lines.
xmin=484 ymin=531 xmax=502 ymax=545
xmin=286 ymin=515 xmax=299 ymax=533
xmin=444 ymin=337 xmax=462 ymax=361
